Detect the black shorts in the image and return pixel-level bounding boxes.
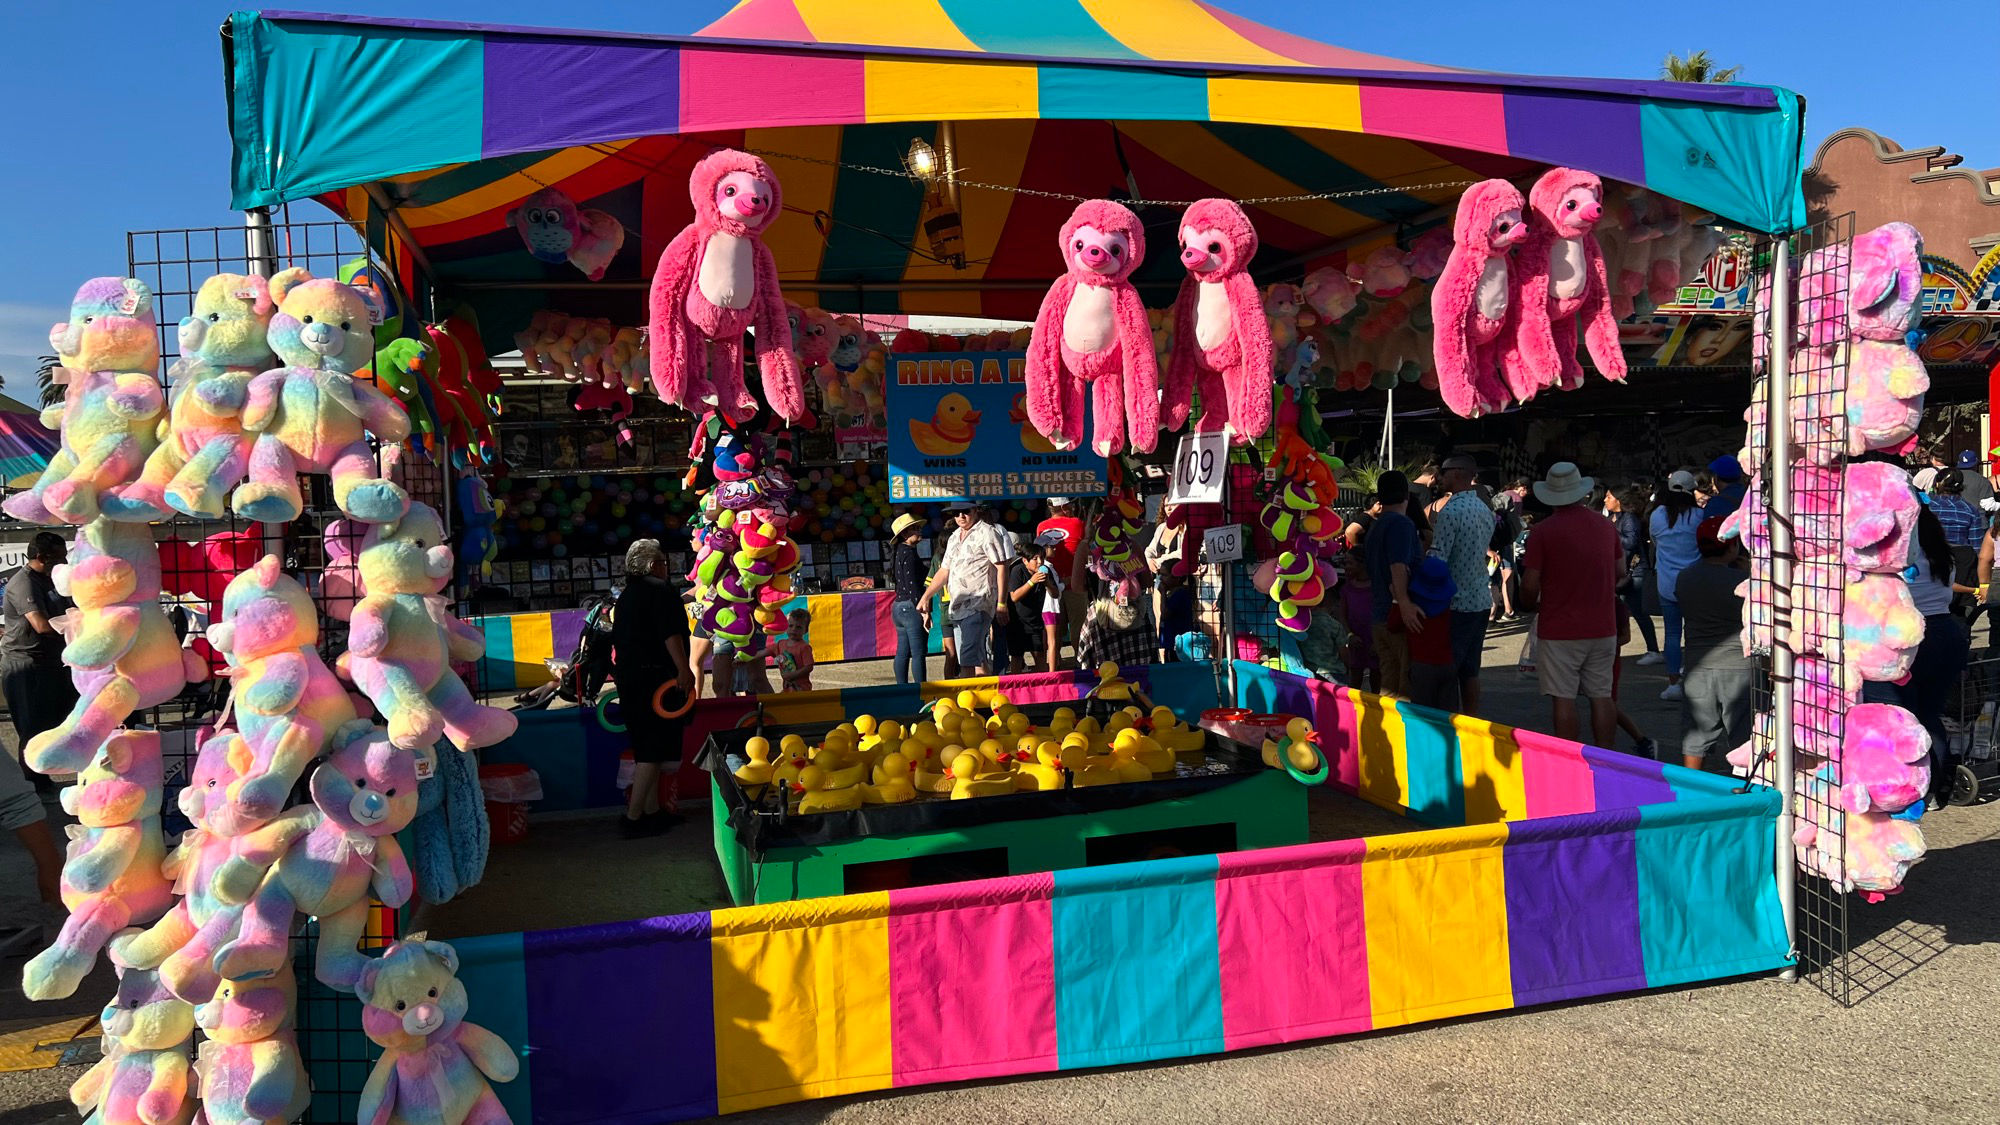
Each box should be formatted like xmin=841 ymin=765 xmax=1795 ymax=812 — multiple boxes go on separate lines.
xmin=617 ymin=669 xmax=690 ymax=765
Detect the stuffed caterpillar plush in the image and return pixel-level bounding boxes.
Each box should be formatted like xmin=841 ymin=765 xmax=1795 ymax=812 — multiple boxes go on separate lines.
xmin=5 ymin=277 xmax=164 ymax=526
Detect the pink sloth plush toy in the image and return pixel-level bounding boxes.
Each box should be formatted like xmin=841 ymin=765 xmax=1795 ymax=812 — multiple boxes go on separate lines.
xmin=1164 ymin=199 xmax=1273 ymax=442
xmin=1844 ymin=223 xmax=1929 ymax=455
xmin=25 ymin=520 xmax=205 ymax=775
xmin=1432 ymin=179 xmax=1529 ymax=418
xmin=1025 ymin=199 xmax=1160 ymax=456
xmin=192 ymin=972 xmax=312 ymax=1125
xmin=23 ymin=732 xmax=173 ymax=1001
xmin=358 ymin=935 xmax=520 ymax=1125
xmin=234 ymin=268 xmax=413 ymax=525
xmin=1501 ymin=167 xmax=1626 ymax=397
xmin=1843 ymin=461 xmax=1919 ymax=575
xmin=210 ymin=721 xmax=419 ymax=991
xmin=339 ymin=502 xmax=517 ymax=752
xmin=111 ymin=735 xmax=263 ymax=1005
xmin=4 ymin=277 xmax=165 ymax=526
xmin=1840 ymin=702 xmax=1931 ymax=815
xmin=647 ymin=149 xmax=805 ymax=423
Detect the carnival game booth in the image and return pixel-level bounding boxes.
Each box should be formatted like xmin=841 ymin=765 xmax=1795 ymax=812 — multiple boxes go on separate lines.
xmin=213 ymin=2 xmax=1818 ymax=1120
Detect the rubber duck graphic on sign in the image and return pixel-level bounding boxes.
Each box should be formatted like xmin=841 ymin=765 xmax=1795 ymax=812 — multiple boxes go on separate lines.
xmin=1011 ymin=391 xmax=1058 ymax=453
xmin=909 ymin=392 xmax=981 ymax=455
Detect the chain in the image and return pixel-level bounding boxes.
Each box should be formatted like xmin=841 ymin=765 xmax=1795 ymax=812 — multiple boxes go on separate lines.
xmin=743 ymin=147 xmax=1475 ymax=207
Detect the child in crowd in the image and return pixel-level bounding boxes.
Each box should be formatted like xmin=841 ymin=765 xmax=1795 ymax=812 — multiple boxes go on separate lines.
xmin=1339 ymin=551 xmax=1377 ymax=692
xmin=1402 ymin=557 xmax=1458 ymax=709
xmin=774 ymin=609 xmax=814 ymax=692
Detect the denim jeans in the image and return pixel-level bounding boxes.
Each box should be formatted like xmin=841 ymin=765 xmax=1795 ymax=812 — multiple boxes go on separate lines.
xmin=1621 ymin=575 xmax=1659 ymax=652
xmin=1661 ymin=597 xmax=1683 ymax=678
xmin=891 ymin=598 xmax=927 ymax=685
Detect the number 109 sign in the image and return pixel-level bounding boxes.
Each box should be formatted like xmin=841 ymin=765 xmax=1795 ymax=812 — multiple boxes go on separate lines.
xmin=1166 ymin=430 xmax=1229 ymax=505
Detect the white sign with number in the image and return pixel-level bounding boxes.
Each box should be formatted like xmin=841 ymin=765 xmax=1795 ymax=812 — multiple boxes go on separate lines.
xmin=1202 ymin=523 xmax=1244 ymax=563
xmin=1167 ymin=430 xmax=1229 ymax=505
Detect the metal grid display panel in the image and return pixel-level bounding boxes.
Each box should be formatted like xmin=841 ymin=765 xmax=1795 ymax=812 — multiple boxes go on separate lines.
xmin=125 ymin=221 xmax=434 ymax=1119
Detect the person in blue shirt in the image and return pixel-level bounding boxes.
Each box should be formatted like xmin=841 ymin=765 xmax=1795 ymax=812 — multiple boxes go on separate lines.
xmin=1701 ymin=455 xmax=1748 ymax=520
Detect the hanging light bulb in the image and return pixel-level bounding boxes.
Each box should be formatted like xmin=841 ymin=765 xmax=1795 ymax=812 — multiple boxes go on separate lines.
xmin=905 ymin=138 xmax=940 ymax=182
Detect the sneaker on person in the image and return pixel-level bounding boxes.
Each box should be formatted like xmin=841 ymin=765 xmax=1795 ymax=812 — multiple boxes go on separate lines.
xmin=1660 ymin=682 xmax=1685 ymax=702
xmin=1634 ymin=737 xmax=1660 ymax=760
xmin=1637 ymin=652 xmax=1665 ymax=666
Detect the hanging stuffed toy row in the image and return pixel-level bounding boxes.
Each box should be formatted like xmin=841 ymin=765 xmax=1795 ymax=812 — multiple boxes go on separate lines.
xmin=1164 ymin=198 xmax=1274 ymax=443
xmin=1024 ymin=200 xmax=1160 ymax=456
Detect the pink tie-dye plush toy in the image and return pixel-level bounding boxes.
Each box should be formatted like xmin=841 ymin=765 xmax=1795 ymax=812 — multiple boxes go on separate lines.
xmin=1164 ymin=199 xmax=1273 ymax=442
xmin=210 ymin=722 xmax=419 ymax=991
xmin=646 ymin=149 xmax=805 ymax=424
xmin=1844 ymin=223 xmax=1929 ymax=456
xmin=1845 ymin=571 xmax=1925 ymax=688
xmin=207 ymin=557 xmax=361 ymax=823
xmin=191 ymin=973 xmax=311 ymax=1125
xmin=1842 ymin=461 xmax=1919 ymax=575
xmin=1500 ymin=168 xmax=1626 ymax=395
xmin=110 ymin=735 xmax=263 ymax=1005
xmin=338 ymin=502 xmax=517 ymax=752
xmin=105 ymin=273 xmax=276 ymax=522
xmin=1432 ymin=179 xmax=1529 ymax=418
xmin=1024 ymin=199 xmax=1161 ymax=456
xmin=234 ymin=268 xmax=413 ymax=525
xmin=4 ymin=277 xmax=165 ymax=526
xmin=1840 ymin=702 xmax=1931 ymax=815
xmin=24 ymin=521 xmax=205 ymax=775
xmin=357 ymin=935 xmax=520 ymax=1125
xmin=23 ymin=732 xmax=173 ymax=1001
xmin=67 ymin=962 xmax=196 ymax=1125
xmin=507 ymin=185 xmax=625 ymax=282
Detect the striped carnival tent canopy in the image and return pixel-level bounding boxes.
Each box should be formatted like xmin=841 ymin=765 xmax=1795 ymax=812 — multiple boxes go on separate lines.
xmin=224 ymin=2 xmax=1807 ymax=340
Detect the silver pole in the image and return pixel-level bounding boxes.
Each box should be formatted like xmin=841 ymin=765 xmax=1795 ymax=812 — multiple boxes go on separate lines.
xmin=1767 ymin=237 xmax=1799 ymax=980
xmin=244 ymin=208 xmax=278 ymax=278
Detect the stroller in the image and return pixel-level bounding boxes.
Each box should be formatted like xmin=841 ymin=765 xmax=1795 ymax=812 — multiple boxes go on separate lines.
xmin=513 ymin=588 xmax=618 ymax=710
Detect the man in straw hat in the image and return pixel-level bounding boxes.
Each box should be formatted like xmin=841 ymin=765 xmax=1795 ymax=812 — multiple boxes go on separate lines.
xmin=1520 ymin=463 xmax=1621 ymax=747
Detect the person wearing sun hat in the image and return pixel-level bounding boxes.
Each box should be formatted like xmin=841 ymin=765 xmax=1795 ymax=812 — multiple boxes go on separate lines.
xmin=1521 ymin=462 xmax=1621 ymax=747
xmin=887 ymin=511 xmax=931 ymax=684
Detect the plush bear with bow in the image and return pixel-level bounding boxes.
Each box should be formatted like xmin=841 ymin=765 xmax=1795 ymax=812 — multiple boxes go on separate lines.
xmin=68 ymin=961 xmax=196 ymax=1125
xmin=1164 ymin=199 xmax=1273 ymax=443
xmin=1025 ymin=199 xmax=1160 ymax=456
xmin=338 ymin=502 xmax=516 ymax=752
xmin=25 ymin=521 xmax=205 ymax=775
xmin=210 ymin=721 xmax=419 ymax=991
xmin=5 ymin=277 xmax=164 ymax=525
xmin=358 ymin=935 xmax=519 ymax=1125
xmin=191 ymin=972 xmax=311 ymax=1125
xmin=1432 ymin=179 xmax=1529 ymax=418
xmin=23 ymin=732 xmax=173 ymax=1001
xmin=646 ymin=149 xmax=805 ymax=423
xmin=1501 ymin=167 xmax=1625 ymax=395
xmin=233 ymin=267 xmax=412 ymax=524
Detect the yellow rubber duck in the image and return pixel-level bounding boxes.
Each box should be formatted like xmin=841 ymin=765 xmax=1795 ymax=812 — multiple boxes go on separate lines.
xmin=1093 ymin=661 xmax=1133 ymax=702
xmin=793 ymin=765 xmax=864 ymax=814
xmin=911 ymin=745 xmax=950 ymax=793
xmin=774 ymin=753 xmax=811 ymax=789
xmin=779 ymin=733 xmax=809 ymax=760
xmin=861 ymin=753 xmax=917 ymax=804
xmin=1068 ymin=748 xmax=1129 ymax=787
xmin=734 ymin=736 xmax=776 ymax=788
xmin=1114 ymin=730 xmax=1175 ymax=774
xmin=812 ymin=749 xmax=866 ymax=790
xmin=948 ymin=751 xmax=1017 ymax=800
xmin=1016 ymin=742 xmax=1066 ymax=791
xmin=1011 ymin=391 xmax=1059 ymax=453
xmin=854 ymin=714 xmax=878 ymax=736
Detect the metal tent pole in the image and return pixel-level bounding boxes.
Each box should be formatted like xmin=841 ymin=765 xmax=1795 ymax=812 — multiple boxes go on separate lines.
xmin=1767 ymin=237 xmax=1799 ymax=981
xmin=244 ymin=208 xmax=278 ymax=278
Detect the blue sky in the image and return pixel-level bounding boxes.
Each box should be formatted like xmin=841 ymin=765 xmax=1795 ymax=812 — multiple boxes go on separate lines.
xmin=4 ymin=0 xmax=1994 ymax=395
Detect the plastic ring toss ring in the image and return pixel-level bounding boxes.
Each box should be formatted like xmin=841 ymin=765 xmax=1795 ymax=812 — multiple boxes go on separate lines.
xmin=1283 ymin=744 xmax=1330 ymax=787
xmin=595 ymin=689 xmax=624 ymax=733
xmin=653 ymin=680 xmax=700 ymax=720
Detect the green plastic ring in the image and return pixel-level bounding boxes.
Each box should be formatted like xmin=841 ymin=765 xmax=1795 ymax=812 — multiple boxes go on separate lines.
xmin=596 ymin=689 xmax=625 ymax=733
xmin=1282 ymin=744 xmax=1330 ymax=787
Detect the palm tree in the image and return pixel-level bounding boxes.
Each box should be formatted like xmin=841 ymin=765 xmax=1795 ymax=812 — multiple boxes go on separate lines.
xmin=1661 ymin=50 xmax=1743 ymax=83
xmin=33 ymin=355 xmax=62 ymax=408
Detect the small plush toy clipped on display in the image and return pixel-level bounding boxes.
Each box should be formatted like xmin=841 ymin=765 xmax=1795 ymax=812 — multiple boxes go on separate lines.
xmin=1842 ymin=460 xmax=1919 ymax=576
xmin=1164 ymin=199 xmax=1273 ymax=443
xmin=210 ymin=721 xmax=419 ymax=991
xmin=647 ymin=148 xmax=805 ymax=423
xmin=507 ymin=185 xmax=626 ymax=281
xmin=1432 ymin=179 xmax=1528 ymax=417
xmin=340 ymin=502 xmax=517 ymax=752
xmin=208 ymin=557 xmax=361 ymax=823
xmin=357 ymin=935 xmax=520 ymax=1125
xmin=1502 ymin=167 xmax=1626 ymax=396
xmin=110 ymin=272 xmax=277 ymax=521
xmin=1840 ymin=702 xmax=1932 ymax=815
xmin=4 ymin=277 xmax=164 ymax=525
xmin=1024 ymin=199 xmax=1160 ymax=456
xmin=23 ymin=731 xmax=174 ymax=1002
xmin=191 ymin=973 xmax=312 ymax=1125
xmin=1844 ymin=222 xmax=1930 ymax=455
xmin=25 ymin=521 xmax=205 ymax=775
xmin=233 ymin=268 xmax=412 ymax=524
xmin=68 ymin=962 xmax=196 ymax=1125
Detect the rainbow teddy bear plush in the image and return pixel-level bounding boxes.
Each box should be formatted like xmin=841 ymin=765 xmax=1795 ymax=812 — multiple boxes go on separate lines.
xmin=358 ymin=935 xmax=519 ymax=1125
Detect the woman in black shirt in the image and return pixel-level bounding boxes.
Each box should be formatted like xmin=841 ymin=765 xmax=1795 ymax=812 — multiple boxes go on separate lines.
xmin=610 ymin=539 xmax=694 ymax=838
xmin=888 ymin=513 xmax=929 ymax=684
